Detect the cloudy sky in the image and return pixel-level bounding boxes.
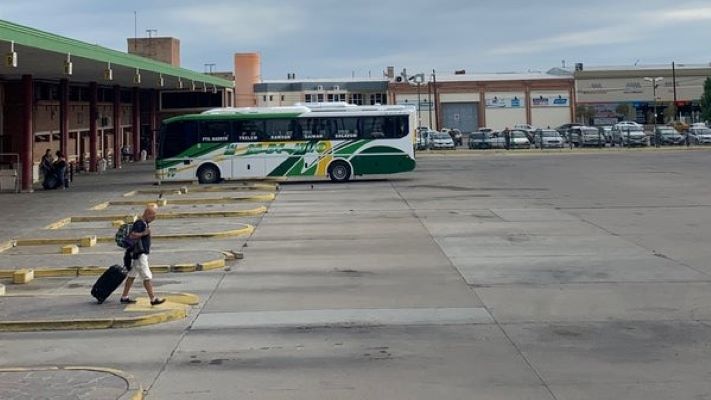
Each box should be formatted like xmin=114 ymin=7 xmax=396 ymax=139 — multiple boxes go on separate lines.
xmin=2 ymin=0 xmax=710 ymax=79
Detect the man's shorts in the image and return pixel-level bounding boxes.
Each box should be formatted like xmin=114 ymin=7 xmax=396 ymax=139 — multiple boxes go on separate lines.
xmin=127 ymin=254 xmax=153 ymax=281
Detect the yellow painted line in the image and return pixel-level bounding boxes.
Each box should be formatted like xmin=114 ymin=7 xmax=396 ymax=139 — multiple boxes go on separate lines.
xmin=121 ymin=190 xmax=138 ymax=197
xmin=156 ymin=206 xmax=267 ymax=219
xmin=172 ymin=264 xmax=197 ymax=273
xmin=71 ymin=214 xmax=137 ymax=223
xmin=198 ymin=258 xmax=225 ymax=271
xmin=90 ymin=202 xmax=110 ymax=211
xmin=108 ymin=193 xmax=275 ymax=206
xmin=44 ymin=218 xmax=72 ymax=230
xmin=0 ymin=308 xmax=186 ymax=332
xmin=17 ymin=224 xmax=252 ymax=248
xmin=0 ymin=241 xmax=15 ymax=254
xmin=124 ymin=298 xmax=190 ymax=312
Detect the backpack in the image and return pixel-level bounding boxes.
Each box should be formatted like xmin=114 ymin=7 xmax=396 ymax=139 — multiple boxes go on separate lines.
xmin=115 ymin=222 xmax=135 ymax=249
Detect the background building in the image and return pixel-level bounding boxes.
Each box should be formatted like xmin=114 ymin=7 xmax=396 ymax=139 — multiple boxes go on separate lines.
xmin=390 ymin=72 xmax=574 ymax=131
xmin=574 ymin=63 xmax=711 ymax=125
xmin=254 ymin=76 xmax=388 ymax=107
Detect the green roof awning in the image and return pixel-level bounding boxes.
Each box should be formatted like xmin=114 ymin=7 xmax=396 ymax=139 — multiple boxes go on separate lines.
xmin=0 ymin=19 xmax=233 ymax=89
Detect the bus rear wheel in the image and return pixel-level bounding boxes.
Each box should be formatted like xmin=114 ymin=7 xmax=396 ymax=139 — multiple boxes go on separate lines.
xmin=197 ymin=164 xmax=220 ymax=184
xmin=328 ymin=161 xmax=351 ymax=183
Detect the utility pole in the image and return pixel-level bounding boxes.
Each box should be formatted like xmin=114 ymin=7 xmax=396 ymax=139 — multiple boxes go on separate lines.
xmin=432 ymin=69 xmax=439 ymax=130
xmin=427 ymin=76 xmax=433 ymax=128
xmin=672 ymin=62 xmax=678 ymax=120
xmin=644 ymin=77 xmax=663 ymax=147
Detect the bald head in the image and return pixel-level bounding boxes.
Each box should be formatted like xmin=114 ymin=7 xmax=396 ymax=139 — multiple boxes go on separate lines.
xmin=143 ymin=206 xmax=157 ymax=222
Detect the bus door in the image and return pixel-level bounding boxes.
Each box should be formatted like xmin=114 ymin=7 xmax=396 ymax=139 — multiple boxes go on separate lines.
xmin=231 ymin=120 xmax=265 ymax=178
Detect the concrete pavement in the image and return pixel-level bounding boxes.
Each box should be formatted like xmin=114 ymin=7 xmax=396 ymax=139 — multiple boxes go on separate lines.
xmin=3 ymin=150 xmax=711 ymax=398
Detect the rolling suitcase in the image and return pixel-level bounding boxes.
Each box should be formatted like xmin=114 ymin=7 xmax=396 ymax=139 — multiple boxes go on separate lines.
xmin=91 ymin=264 xmax=127 ymax=304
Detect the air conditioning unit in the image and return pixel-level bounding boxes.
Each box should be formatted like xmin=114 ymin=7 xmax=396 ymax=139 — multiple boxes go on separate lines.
xmin=395 ymin=76 xmax=404 ymax=83
xmin=575 ymin=63 xmax=584 ymax=71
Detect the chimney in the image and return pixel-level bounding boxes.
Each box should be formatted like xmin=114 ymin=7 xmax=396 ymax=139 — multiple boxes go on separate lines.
xmin=127 ymin=37 xmax=181 ymax=66
xmin=386 ymin=66 xmax=395 ymax=79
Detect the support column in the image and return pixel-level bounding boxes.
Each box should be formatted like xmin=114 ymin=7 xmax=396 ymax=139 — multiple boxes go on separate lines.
xmin=113 ymin=85 xmax=121 ymax=169
xmin=478 ymin=90 xmax=487 ymax=128
xmin=59 ymin=79 xmax=69 ymax=157
xmin=89 ymin=82 xmax=98 ymax=172
xmin=525 ymin=84 xmax=532 ymax=125
xmin=21 ymin=75 xmax=33 ymax=192
xmin=150 ymin=89 xmax=157 ymax=159
xmin=132 ymin=87 xmax=140 ymax=161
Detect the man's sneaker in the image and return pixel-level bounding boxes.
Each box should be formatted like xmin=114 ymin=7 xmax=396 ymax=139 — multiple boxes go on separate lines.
xmin=120 ymin=297 xmax=137 ymax=304
xmin=150 ymin=298 xmax=166 ymax=306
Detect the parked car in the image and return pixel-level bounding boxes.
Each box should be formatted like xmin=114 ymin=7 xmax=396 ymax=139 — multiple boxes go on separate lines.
xmin=651 ymin=126 xmax=685 ymax=146
xmin=468 ymin=131 xmax=492 ymax=149
xmin=514 ymin=124 xmax=536 ymax=140
xmin=688 ymin=127 xmax=711 ymax=145
xmin=442 ymin=128 xmax=463 ymax=146
xmin=611 ymin=123 xmax=648 ymax=146
xmin=569 ymin=126 xmax=605 ymax=147
xmin=598 ymin=126 xmax=613 ymax=144
xmin=555 ymin=123 xmax=583 ymax=138
xmin=532 ymin=129 xmax=565 ymax=148
xmin=508 ymin=130 xmax=532 ymax=149
xmin=431 ymin=132 xmax=456 ymax=149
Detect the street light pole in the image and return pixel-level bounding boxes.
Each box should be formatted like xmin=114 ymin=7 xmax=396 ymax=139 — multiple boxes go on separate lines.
xmin=408 ymin=73 xmax=425 ymax=129
xmin=644 ymin=77 xmax=663 ymax=148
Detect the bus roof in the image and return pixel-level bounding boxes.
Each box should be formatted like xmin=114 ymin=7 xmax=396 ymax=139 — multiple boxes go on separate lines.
xmin=164 ymin=103 xmax=415 ymax=124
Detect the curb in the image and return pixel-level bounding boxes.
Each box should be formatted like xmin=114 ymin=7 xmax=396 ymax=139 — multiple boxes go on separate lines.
xmin=0 ymin=366 xmax=143 ymax=400
xmin=132 ymin=184 xmax=278 ymax=195
xmin=11 ymin=224 xmax=254 ymax=248
xmin=49 ymin=207 xmax=266 ymax=226
xmin=0 ymin=256 xmax=228 ymax=279
xmin=106 ymin=193 xmax=275 ymax=207
xmin=0 ymin=307 xmax=187 ymax=332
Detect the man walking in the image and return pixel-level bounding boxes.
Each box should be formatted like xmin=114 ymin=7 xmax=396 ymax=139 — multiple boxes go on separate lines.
xmin=119 ymin=206 xmax=165 ymax=306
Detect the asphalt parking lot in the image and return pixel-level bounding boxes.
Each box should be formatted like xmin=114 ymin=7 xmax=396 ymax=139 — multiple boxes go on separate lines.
xmin=2 ymin=149 xmax=711 ymax=399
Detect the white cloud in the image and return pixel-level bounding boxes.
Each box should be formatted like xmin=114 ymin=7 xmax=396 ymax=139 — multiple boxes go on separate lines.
xmin=488 ymin=5 xmax=711 ymax=56
xmin=166 ymin=3 xmax=305 ymax=45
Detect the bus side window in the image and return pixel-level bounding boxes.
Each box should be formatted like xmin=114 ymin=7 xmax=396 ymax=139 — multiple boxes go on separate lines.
xmin=199 ymin=120 xmax=231 ymax=142
xmin=233 ymin=120 xmax=264 ymax=142
xmin=264 ymin=119 xmax=293 ymax=141
xmin=362 ymin=117 xmax=386 ymax=139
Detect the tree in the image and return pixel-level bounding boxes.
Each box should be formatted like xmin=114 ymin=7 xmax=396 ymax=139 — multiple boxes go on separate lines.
xmin=575 ymin=104 xmax=596 ymax=124
xmin=615 ymin=103 xmax=635 ymax=121
xmin=663 ymin=102 xmax=677 ymax=123
xmin=701 ymin=77 xmax=711 ymax=123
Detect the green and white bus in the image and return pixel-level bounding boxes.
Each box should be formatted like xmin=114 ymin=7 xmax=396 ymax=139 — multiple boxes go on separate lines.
xmin=156 ymin=103 xmax=416 ymax=183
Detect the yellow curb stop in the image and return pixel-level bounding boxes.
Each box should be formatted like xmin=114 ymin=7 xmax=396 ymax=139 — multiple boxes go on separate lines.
xmin=13 ymin=269 xmax=34 ymax=284
xmin=61 ymin=245 xmax=79 ymax=255
xmin=79 ymin=235 xmax=97 ymax=248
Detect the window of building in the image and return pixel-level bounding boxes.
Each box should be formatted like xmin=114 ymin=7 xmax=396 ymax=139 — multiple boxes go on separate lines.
xmin=263 ymin=95 xmax=267 ymax=102
xmin=349 ymin=93 xmax=363 ymax=105
xmin=317 ymin=94 xmax=324 ymax=102
xmin=305 ymin=94 xmax=315 ymax=103
xmin=281 ymin=95 xmax=285 ymax=101
xmin=269 ymin=95 xmax=274 ymax=102
xmin=369 ymin=93 xmax=386 ymax=105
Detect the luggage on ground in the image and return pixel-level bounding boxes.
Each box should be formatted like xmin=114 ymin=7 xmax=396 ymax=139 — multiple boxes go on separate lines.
xmin=91 ymin=264 xmax=127 ymax=304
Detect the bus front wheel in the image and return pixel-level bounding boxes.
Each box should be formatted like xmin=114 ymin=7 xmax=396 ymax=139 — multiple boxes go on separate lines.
xmin=328 ymin=161 xmax=351 ymax=183
xmin=197 ymin=164 xmax=220 ymax=184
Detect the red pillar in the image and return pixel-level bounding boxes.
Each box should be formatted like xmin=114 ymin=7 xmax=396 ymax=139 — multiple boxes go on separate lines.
xmin=132 ymin=87 xmax=140 ymax=161
xmin=59 ymin=79 xmax=69 ymax=157
xmin=150 ymin=89 xmax=158 ymax=159
xmin=21 ymin=75 xmax=33 ymax=192
xmin=89 ymin=82 xmax=98 ymax=172
xmin=113 ymin=85 xmax=122 ymax=169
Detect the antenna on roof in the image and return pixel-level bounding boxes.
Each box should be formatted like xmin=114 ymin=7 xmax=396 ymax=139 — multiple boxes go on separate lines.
xmin=634 ymin=59 xmax=640 ymax=67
